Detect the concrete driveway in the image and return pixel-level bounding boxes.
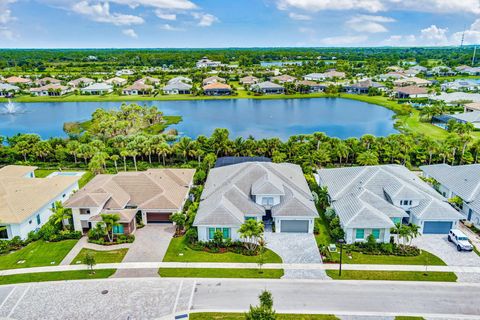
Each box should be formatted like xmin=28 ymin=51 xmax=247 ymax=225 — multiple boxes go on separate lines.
xmin=264 ymin=232 xmax=329 ymax=279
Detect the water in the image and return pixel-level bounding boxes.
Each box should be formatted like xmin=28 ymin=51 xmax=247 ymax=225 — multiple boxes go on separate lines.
xmin=1 ymin=100 xmax=23 ymax=115
xmin=0 ymin=98 xmax=397 ymax=140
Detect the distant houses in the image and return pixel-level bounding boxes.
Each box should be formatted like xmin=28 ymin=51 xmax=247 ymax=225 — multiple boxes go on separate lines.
xmin=122 ymin=82 xmax=153 ymax=95
xmin=163 ymin=81 xmax=192 ymax=95
xmin=344 ymin=79 xmax=385 ymax=94
xmin=271 ymin=74 xmax=297 ymax=84
xmin=34 ymin=77 xmax=61 ymax=86
xmin=304 ymin=70 xmax=346 ymax=81
xmin=394 ymin=85 xmax=429 ymax=99
xmin=296 ymin=80 xmax=325 ymax=93
xmin=135 ymin=76 xmax=161 ymax=87
xmin=393 ymin=76 xmax=431 ymax=87
xmin=441 ymin=80 xmax=480 ymax=92
xmin=0 ymin=83 xmax=20 ymax=97
xmin=5 ymin=76 xmax=32 ymax=85
xmin=203 ymin=76 xmax=226 ymax=86
xmin=30 ymin=84 xmax=72 ymax=96
xmin=251 ymin=81 xmax=284 ymax=94
xmin=203 ymin=82 xmax=232 ymax=96
xmin=68 ymin=77 xmax=95 ymax=88
xmin=105 ymin=77 xmax=128 ymax=87
xmin=81 ymin=83 xmax=113 ymax=95
xmin=239 ymin=75 xmax=259 ymax=86
xmin=196 ymin=57 xmax=222 ymax=68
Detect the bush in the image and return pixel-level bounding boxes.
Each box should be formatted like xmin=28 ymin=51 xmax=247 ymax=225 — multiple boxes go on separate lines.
xmin=185 ymin=228 xmax=198 ymax=245
xmin=48 ymin=230 xmax=82 ymax=242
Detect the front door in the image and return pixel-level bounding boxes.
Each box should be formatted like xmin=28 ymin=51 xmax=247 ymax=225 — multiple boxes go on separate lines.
xmin=468 ymin=209 xmax=473 ymax=221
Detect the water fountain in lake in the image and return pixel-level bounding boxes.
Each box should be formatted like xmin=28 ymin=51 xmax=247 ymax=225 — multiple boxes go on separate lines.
xmin=1 ymin=100 xmax=23 ymax=115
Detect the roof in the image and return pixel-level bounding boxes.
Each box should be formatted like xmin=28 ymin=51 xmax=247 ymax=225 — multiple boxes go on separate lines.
xmin=135 ymin=77 xmax=160 ymax=84
xmin=194 ymin=162 xmax=318 ymax=226
xmin=203 ymin=76 xmax=225 ymax=84
xmin=35 ymin=77 xmax=61 ymax=85
xmin=168 ymin=76 xmax=192 ymax=84
xmin=89 ymin=209 xmax=137 ymax=223
xmin=0 ymin=83 xmax=20 ymax=91
xmin=465 ymin=102 xmax=480 ymax=111
xmin=317 ymin=165 xmax=462 ymax=228
xmin=5 ymin=76 xmax=31 ymax=84
xmin=252 ymin=81 xmax=283 ymax=89
xmin=297 ymin=80 xmax=325 ymax=87
xmin=68 ymin=78 xmax=94 ymax=85
xmin=163 ymin=82 xmax=192 ymax=91
xmin=215 ymin=156 xmax=271 ymax=168
xmin=65 ymin=169 xmax=195 ymax=212
xmin=271 ymin=75 xmax=297 ymax=82
xmin=394 ymin=77 xmax=432 ymax=86
xmin=0 ymin=166 xmax=81 ymax=224
xmin=82 ymin=83 xmax=113 ymax=91
xmin=123 ymin=82 xmax=153 ymax=91
xmin=30 ymin=84 xmax=69 ymax=92
xmin=240 ymin=75 xmax=259 ymax=83
xmin=203 ymin=82 xmax=231 ymax=90
xmin=394 ymin=85 xmax=428 ymax=95
xmin=105 ymin=77 xmax=127 ymax=85
xmin=431 ymin=92 xmax=480 ymax=103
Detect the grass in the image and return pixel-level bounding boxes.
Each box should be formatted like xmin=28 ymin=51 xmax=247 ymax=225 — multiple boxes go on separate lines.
xmin=70 ymin=248 xmax=128 ymax=265
xmin=189 ymin=313 xmax=339 ymax=320
xmin=0 ymin=269 xmax=116 ymax=285
xmin=395 ymin=317 xmax=425 ymax=320
xmin=326 ymin=270 xmax=457 ymax=282
xmin=0 ymin=240 xmax=78 ymax=270
xmin=329 ymin=249 xmax=446 ymax=266
xmin=163 ymin=236 xmax=282 ymax=263
xmin=158 ymin=268 xmax=284 ymax=279
xmin=34 ymin=169 xmax=94 ymax=188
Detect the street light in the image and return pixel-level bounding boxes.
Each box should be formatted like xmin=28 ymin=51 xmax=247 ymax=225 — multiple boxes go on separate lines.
xmin=337 ymin=239 xmax=345 ymax=277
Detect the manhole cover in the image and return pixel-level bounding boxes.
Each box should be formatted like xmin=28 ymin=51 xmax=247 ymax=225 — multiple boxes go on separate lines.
xmin=101 ymin=290 xmax=109 ymax=295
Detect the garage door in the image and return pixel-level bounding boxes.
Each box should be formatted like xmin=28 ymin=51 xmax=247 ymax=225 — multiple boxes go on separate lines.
xmin=423 ymin=221 xmax=452 ymax=234
xmin=280 ymin=220 xmax=309 ymax=233
xmin=146 ymin=212 xmax=171 ymax=223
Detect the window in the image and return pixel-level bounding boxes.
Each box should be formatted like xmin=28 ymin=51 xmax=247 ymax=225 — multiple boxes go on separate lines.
xmin=208 ymin=227 xmax=231 ymax=240
xmin=355 ymin=229 xmax=365 ymax=239
xmin=372 ymin=229 xmax=380 ymax=240
xmin=392 ymin=217 xmax=401 ymax=224
xmin=0 ymin=227 xmax=8 ymax=239
xmin=36 ymin=214 xmax=41 ymax=225
xmin=222 ymin=228 xmax=230 ymax=239
xmin=113 ymin=225 xmax=124 ymax=234
xmin=261 ymin=197 xmax=274 ymax=206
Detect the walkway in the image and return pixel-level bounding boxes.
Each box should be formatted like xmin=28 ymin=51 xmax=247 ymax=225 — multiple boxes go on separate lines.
xmin=264 ymin=232 xmax=329 ymax=279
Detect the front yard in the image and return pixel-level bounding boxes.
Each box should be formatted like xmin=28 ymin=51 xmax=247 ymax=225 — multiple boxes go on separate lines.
xmin=158 ymin=268 xmax=284 ymax=279
xmin=70 ymin=248 xmax=128 ymax=264
xmin=0 ymin=240 xmax=78 ymax=270
xmin=163 ymin=236 xmax=282 ymax=263
xmin=326 ymin=270 xmax=457 ymax=282
xmin=328 ymin=250 xmax=446 ymax=266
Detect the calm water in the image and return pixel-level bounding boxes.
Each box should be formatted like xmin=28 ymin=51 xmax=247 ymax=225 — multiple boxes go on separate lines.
xmin=0 ymin=98 xmax=397 ymax=140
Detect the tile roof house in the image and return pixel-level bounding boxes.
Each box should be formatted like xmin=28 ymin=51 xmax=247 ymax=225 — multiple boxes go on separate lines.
xmin=194 ymin=162 xmax=318 ymax=241
xmin=394 ymin=85 xmax=429 ymax=99
xmin=81 ymin=83 xmax=113 ymax=95
xmin=105 ymin=77 xmax=128 ymax=86
xmin=134 ymin=77 xmax=161 ymax=86
xmin=317 ymin=165 xmax=462 ymax=243
xmin=296 ymin=80 xmax=326 ymax=93
xmin=122 ymin=82 xmax=154 ymax=95
xmin=5 ymin=76 xmax=32 ymax=85
xmin=239 ymin=76 xmax=259 ymax=86
xmin=167 ymin=76 xmax=192 ymax=85
xmin=441 ymin=80 xmax=480 ymax=92
xmin=393 ymin=77 xmax=432 ymax=87
xmin=270 ymin=74 xmax=297 ymax=84
xmin=203 ymin=82 xmax=232 ymax=96
xmin=464 ymin=102 xmax=480 ymax=112
xmin=30 ymin=84 xmax=72 ymax=96
xmin=435 ymin=111 xmax=480 ymax=129
xmin=34 ymin=77 xmax=61 ymax=86
xmin=0 ymin=166 xmax=81 ymax=240
xmin=344 ymin=79 xmax=386 ymax=94
xmin=162 ymin=81 xmax=192 ymax=95
xmin=68 ymin=77 xmax=95 ymax=88
xmin=421 ymin=164 xmax=480 ymax=228
xmin=196 ymin=57 xmax=222 ymax=68
xmin=250 ymin=81 xmax=284 ymax=94
xmin=65 ymin=169 xmax=195 ymax=234
xmin=202 ymin=76 xmax=226 ymax=86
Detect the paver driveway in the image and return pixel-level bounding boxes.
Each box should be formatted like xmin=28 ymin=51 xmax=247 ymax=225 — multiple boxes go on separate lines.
xmin=264 ymin=232 xmax=329 ymax=279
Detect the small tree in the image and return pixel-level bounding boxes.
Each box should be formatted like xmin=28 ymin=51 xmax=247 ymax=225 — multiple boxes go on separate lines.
xmin=170 ymin=212 xmax=186 ymax=236
xmin=49 ymin=201 xmax=72 ymax=231
xmin=83 ymin=252 xmax=96 ymax=274
xmin=245 ymin=290 xmax=276 ymax=320
xmin=238 ymin=219 xmax=264 ymax=252
xmin=100 ymin=213 xmax=121 ymax=243
xmin=257 ymin=238 xmax=267 ymax=273
xmin=213 ymin=229 xmax=224 ymax=247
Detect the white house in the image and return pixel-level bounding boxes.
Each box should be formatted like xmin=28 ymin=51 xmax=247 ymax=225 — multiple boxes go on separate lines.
xmin=421 ymin=164 xmax=480 ymax=228
xmin=163 ymin=82 xmax=192 ymax=95
xmin=317 ymin=165 xmax=462 ymax=244
xmin=0 ymin=83 xmax=20 ymax=97
xmin=193 ymin=162 xmax=319 ymax=242
xmin=105 ymin=77 xmax=127 ymax=87
xmin=30 ymin=84 xmax=72 ymax=96
xmin=196 ymin=57 xmax=222 ymax=68
xmin=81 ymin=83 xmax=113 ymax=95
xmin=122 ymin=82 xmax=153 ymax=95
xmin=68 ymin=77 xmax=95 ymax=88
xmin=0 ymin=166 xmax=81 ymax=240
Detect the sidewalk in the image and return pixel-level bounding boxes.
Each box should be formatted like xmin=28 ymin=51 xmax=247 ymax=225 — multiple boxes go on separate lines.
xmin=3 ymin=262 xmax=480 ymax=276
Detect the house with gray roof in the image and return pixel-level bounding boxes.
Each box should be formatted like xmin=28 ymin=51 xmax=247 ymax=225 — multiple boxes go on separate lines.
xmin=0 ymin=83 xmax=20 ymax=97
xmin=163 ymin=81 xmax=192 ymax=95
xmin=421 ymin=164 xmax=480 ymax=228
xmin=193 ymin=162 xmax=318 ymax=242
xmin=251 ymin=81 xmax=284 ymax=94
xmin=317 ymin=165 xmax=462 ymax=243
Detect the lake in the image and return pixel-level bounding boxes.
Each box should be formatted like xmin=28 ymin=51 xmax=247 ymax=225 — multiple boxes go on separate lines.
xmin=0 ymin=98 xmax=397 ymax=140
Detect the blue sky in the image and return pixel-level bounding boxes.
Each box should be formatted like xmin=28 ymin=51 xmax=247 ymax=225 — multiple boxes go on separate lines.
xmin=1 ymin=0 xmax=480 ymax=48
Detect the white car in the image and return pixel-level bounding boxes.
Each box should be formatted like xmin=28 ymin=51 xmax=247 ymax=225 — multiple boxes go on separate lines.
xmin=448 ymin=229 xmax=474 ymax=252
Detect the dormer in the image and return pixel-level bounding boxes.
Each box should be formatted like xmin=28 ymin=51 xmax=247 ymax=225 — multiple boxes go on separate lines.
xmin=383 ymin=184 xmax=424 ymax=209
xmin=251 ymin=174 xmax=285 ymax=208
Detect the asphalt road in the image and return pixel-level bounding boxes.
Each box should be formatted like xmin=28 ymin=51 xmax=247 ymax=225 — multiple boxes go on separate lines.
xmin=0 ymin=278 xmax=479 ymax=319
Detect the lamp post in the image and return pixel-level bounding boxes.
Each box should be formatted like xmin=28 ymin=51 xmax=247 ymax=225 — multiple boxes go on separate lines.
xmin=337 ymin=239 xmax=345 ymax=277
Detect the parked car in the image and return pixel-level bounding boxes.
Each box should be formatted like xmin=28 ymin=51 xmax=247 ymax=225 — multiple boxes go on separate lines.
xmin=448 ymin=229 xmax=474 ymax=252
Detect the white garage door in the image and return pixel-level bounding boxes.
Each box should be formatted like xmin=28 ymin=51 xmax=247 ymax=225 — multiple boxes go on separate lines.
xmin=280 ymin=220 xmax=309 ymax=233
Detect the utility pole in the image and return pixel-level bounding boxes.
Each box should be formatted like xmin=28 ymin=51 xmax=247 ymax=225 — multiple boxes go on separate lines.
xmin=472 ymin=46 xmax=477 ymax=66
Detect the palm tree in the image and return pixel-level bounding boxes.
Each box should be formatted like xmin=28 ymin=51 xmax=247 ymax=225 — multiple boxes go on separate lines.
xmin=238 ymin=219 xmax=264 ymax=252
xmin=120 ymin=149 xmax=129 ymax=171
xmin=170 ymin=212 xmax=186 ymax=235
xmin=100 ymin=213 xmax=121 ymax=243
xmin=356 ymin=150 xmax=379 ymax=165
xmin=155 ymin=142 xmax=170 ymax=166
xmin=49 ymin=201 xmax=72 ymax=231
xmin=110 ymin=154 xmax=119 ymax=173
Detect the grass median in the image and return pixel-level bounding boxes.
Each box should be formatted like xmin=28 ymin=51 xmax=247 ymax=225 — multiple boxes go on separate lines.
xmin=158 ymin=268 xmax=284 ymax=279
xmin=0 ymin=269 xmax=116 ymax=285
xmin=189 ymin=313 xmax=339 ymax=320
xmin=326 ymin=270 xmax=457 ymax=282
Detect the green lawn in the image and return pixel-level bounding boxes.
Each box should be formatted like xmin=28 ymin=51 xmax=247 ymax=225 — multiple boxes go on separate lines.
xmin=395 ymin=317 xmax=425 ymax=320
xmin=326 ymin=270 xmax=457 ymax=282
xmin=329 ymin=250 xmax=446 ymax=266
xmin=189 ymin=313 xmax=339 ymax=320
xmin=34 ymin=169 xmax=94 ymax=188
xmin=0 ymin=269 xmax=116 ymax=285
xmin=70 ymin=248 xmax=128 ymax=265
xmin=163 ymin=237 xmax=282 ymax=263
xmin=0 ymin=240 xmax=78 ymax=270
xmin=158 ymin=268 xmax=284 ymax=279
xmin=314 ymin=216 xmax=332 ymax=246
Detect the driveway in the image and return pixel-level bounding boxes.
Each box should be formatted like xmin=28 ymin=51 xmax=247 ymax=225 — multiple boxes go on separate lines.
xmin=264 ymin=232 xmax=329 ymax=279
xmin=113 ymin=224 xmax=175 ymax=278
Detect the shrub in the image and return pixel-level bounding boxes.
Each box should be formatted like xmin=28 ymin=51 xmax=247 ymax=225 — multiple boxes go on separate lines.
xmin=185 ymin=228 xmax=198 ymax=245
xmin=329 ymin=217 xmax=345 ymax=241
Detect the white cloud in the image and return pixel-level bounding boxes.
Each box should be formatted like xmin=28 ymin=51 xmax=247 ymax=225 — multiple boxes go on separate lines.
xmin=346 ymin=15 xmax=395 ymax=33
xmin=420 ymin=24 xmax=449 ymax=45
xmin=452 ymin=19 xmax=480 ymax=45
xmin=382 ymin=24 xmax=450 ymax=46
xmin=382 ymin=34 xmax=417 ymax=46
xmin=191 ymin=12 xmax=218 ymax=27
xmin=155 ymin=9 xmax=176 ymax=21
xmin=111 ymin=0 xmax=197 ymax=11
xmin=320 ymin=35 xmax=368 ymax=46
xmin=122 ymin=28 xmax=138 ymax=38
xmin=288 ymin=12 xmax=311 ymax=20
xmin=0 ymin=0 xmax=16 ymax=40
xmin=159 ymin=24 xmax=184 ymax=31
xmin=277 ymin=0 xmax=480 ymax=14
xmin=72 ymin=1 xmax=144 ymax=26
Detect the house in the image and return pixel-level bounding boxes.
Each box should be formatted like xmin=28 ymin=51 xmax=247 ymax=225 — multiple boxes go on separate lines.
xmin=344 ymin=79 xmax=385 ymax=94
xmin=64 ymin=169 xmax=195 ymax=235
xmin=193 ymin=162 xmax=319 ymax=241
xmin=441 ymin=80 xmax=480 ymax=92
xmin=115 ymin=69 xmax=134 ymax=76
xmin=239 ymin=76 xmax=259 ymax=86
xmin=251 ymin=81 xmax=284 ymax=94
xmin=81 ymin=83 xmax=113 ymax=95
xmin=0 ymin=83 xmax=20 ymax=97
xmin=377 ymin=71 xmax=408 ymax=81
xmin=271 ymin=74 xmax=297 ymax=84
xmin=304 ymin=70 xmax=345 ymax=81
xmin=393 ymin=77 xmax=431 ymax=87
xmin=303 ymin=73 xmax=326 ymax=81
xmin=202 ymin=76 xmax=226 ymax=86
xmin=386 ymin=66 xmax=404 ymax=72
xmin=68 ymin=77 xmax=95 ymax=88
xmin=316 ymin=165 xmax=463 ymax=243
xmin=196 ymin=57 xmax=222 ymax=68
xmin=105 ymin=77 xmax=127 ymax=87
xmin=0 ymin=166 xmax=81 ymax=240
xmin=394 ymin=85 xmax=429 ymax=99
xmin=34 ymin=77 xmax=61 ymax=86
xmin=162 ymin=81 xmax=192 ymax=95
xmin=203 ymin=83 xmax=232 ymax=96
xmin=430 ymin=92 xmax=480 ymax=104
xmin=122 ymin=82 xmax=153 ymax=95
xmin=30 ymin=84 xmax=71 ymax=96
xmin=296 ymin=80 xmax=325 ymax=93
xmin=167 ymin=76 xmax=192 ymax=85
xmin=464 ymin=102 xmax=480 ymax=112
xmin=421 ymin=164 xmax=480 ymax=228
xmin=433 ymin=111 xmax=480 ymax=129
xmin=428 ymin=66 xmax=456 ymax=76
xmin=134 ymin=77 xmax=161 ymax=86
xmin=5 ymin=76 xmax=32 ymax=85
xmin=456 ymin=66 xmax=480 ymax=75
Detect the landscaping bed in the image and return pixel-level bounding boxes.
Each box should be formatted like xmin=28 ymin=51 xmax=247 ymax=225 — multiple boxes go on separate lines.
xmin=71 ymin=248 xmax=128 ymax=264
xmin=189 ymin=313 xmax=339 ymax=320
xmin=0 ymin=269 xmax=116 ymax=285
xmin=326 ymin=270 xmax=457 ymax=282
xmin=158 ymin=268 xmax=284 ymax=279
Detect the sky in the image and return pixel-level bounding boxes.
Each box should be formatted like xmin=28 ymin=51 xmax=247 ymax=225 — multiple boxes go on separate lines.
xmin=1 ymin=0 xmax=480 ymax=48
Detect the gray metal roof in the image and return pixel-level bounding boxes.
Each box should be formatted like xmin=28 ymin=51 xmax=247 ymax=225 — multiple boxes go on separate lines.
xmin=194 ymin=162 xmax=318 ymax=226
xmin=252 ymin=81 xmax=284 ymax=90
xmin=317 ymin=165 xmax=461 ymax=228
xmin=163 ymin=82 xmax=192 ymax=91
